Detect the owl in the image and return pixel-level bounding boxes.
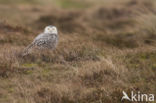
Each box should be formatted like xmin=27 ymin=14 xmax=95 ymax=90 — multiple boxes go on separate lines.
xmin=22 ymin=25 xmax=58 ymax=56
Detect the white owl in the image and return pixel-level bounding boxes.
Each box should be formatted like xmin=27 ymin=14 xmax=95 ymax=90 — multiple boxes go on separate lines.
xmin=22 ymin=25 xmax=58 ymax=56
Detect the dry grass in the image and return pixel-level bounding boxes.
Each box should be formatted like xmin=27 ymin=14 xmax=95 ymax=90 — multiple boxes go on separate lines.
xmin=0 ymin=0 xmax=156 ymax=103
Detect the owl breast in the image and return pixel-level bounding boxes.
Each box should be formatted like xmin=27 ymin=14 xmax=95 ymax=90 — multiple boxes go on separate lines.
xmin=35 ymin=33 xmax=58 ymax=50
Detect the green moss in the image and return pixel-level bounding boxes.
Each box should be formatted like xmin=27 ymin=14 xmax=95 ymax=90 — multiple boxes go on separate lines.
xmin=125 ymin=52 xmax=156 ymax=70
xmin=55 ymin=0 xmax=89 ymax=9
xmin=123 ymin=52 xmax=156 ymax=93
xmin=22 ymin=63 xmax=37 ymax=68
xmin=25 ymin=70 xmax=33 ymax=75
xmin=0 ymin=0 xmax=38 ymax=5
xmin=42 ymin=69 xmax=50 ymax=76
xmin=8 ymin=87 xmax=14 ymax=93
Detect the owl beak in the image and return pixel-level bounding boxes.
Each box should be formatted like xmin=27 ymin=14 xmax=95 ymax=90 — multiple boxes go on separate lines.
xmin=50 ymin=30 xmax=53 ymax=32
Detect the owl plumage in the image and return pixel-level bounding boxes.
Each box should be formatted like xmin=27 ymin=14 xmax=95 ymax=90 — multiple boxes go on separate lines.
xmin=22 ymin=25 xmax=58 ymax=56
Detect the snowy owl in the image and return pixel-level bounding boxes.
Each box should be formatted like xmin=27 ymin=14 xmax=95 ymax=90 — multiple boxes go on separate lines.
xmin=22 ymin=25 xmax=58 ymax=56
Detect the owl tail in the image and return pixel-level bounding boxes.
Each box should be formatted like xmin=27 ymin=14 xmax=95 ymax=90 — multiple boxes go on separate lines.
xmin=22 ymin=43 xmax=34 ymax=56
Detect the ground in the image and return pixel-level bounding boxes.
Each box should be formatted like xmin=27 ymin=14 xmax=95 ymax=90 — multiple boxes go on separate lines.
xmin=0 ymin=0 xmax=156 ymax=103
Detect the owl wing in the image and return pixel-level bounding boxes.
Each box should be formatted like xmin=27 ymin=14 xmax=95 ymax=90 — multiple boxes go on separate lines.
xmin=33 ymin=33 xmax=57 ymax=48
xmin=34 ymin=33 xmax=45 ymax=41
xmin=34 ymin=33 xmax=57 ymax=41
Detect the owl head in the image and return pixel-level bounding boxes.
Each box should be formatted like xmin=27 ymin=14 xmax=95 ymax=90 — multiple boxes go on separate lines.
xmin=44 ymin=25 xmax=58 ymax=34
